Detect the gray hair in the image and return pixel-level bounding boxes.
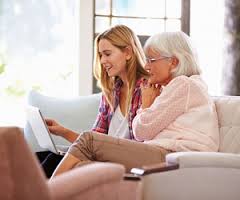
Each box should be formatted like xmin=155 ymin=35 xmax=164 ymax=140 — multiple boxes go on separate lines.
xmin=144 ymin=31 xmax=201 ymax=77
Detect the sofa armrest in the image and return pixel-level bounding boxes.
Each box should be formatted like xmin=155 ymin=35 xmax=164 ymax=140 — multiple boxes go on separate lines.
xmin=130 ymin=152 xmax=240 ymax=176
xmin=130 ymin=162 xmax=179 ymax=176
xmin=166 ymin=152 xmax=240 ymax=169
xmin=48 ymin=162 xmax=125 ymax=199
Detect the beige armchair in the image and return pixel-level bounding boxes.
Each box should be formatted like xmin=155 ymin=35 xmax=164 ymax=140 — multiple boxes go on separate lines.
xmin=0 ymin=127 xmax=125 ymax=200
xmin=128 ymin=96 xmax=240 ymax=200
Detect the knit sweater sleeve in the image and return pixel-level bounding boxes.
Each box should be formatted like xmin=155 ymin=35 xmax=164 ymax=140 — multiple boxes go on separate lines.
xmin=132 ymin=76 xmax=189 ymax=141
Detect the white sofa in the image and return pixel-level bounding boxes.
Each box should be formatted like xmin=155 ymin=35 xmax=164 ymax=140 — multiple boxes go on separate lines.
xmin=24 ymin=90 xmax=101 ymax=152
xmin=130 ymin=96 xmax=240 ymax=200
xmin=24 ymin=91 xmax=240 ymax=199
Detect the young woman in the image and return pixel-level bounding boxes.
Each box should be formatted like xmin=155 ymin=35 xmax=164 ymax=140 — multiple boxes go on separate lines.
xmin=38 ymin=24 xmax=149 ymax=177
xmin=51 ymin=31 xmax=219 ymax=177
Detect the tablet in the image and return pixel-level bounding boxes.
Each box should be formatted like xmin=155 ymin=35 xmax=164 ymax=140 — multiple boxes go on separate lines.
xmin=25 ymin=105 xmax=65 ymax=155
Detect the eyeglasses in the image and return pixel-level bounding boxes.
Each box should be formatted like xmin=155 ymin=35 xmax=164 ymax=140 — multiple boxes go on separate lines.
xmin=146 ymin=56 xmax=171 ymax=64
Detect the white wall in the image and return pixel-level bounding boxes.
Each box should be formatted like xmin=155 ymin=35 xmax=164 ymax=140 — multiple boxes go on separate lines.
xmin=77 ymin=0 xmax=94 ymax=95
xmin=190 ymin=0 xmax=224 ymax=95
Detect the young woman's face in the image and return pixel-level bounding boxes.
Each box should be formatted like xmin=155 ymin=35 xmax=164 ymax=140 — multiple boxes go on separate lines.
xmin=145 ymin=49 xmax=175 ymax=86
xmin=98 ymin=39 xmax=129 ymax=78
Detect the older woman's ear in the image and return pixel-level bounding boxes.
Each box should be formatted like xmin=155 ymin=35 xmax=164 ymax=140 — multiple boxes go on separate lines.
xmin=170 ymin=57 xmax=179 ymax=69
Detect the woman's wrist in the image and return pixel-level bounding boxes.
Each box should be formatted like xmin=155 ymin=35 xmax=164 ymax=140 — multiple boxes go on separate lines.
xmin=61 ymin=128 xmax=78 ymax=143
xmin=58 ymin=127 xmax=68 ymax=138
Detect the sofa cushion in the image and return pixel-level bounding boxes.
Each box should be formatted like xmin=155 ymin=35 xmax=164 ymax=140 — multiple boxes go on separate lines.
xmin=24 ymin=90 xmax=101 ymax=152
xmin=214 ymin=96 xmax=240 ymax=153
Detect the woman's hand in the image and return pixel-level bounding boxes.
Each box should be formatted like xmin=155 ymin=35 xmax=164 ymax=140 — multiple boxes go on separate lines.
xmin=141 ymin=81 xmax=162 ymax=109
xmin=45 ymin=118 xmax=79 ymax=143
xmin=45 ymin=119 xmax=67 ymax=137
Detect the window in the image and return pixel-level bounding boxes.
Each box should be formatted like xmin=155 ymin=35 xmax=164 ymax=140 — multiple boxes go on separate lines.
xmin=0 ymin=0 xmax=78 ymax=126
xmin=94 ymin=0 xmax=189 ymax=36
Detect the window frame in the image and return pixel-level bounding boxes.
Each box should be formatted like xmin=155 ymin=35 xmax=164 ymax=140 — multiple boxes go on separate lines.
xmin=94 ymin=0 xmax=190 ymax=36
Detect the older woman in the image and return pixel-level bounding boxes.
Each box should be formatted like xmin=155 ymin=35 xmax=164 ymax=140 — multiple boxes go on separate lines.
xmin=133 ymin=31 xmax=219 ymax=152
xmin=51 ymin=31 xmax=219 ymax=177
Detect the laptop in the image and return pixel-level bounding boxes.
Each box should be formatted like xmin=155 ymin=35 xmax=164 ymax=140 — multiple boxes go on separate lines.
xmin=25 ymin=105 xmax=67 ymax=155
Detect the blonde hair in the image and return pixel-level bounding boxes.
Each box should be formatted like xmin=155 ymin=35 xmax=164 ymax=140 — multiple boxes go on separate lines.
xmin=144 ymin=31 xmax=201 ymax=78
xmin=94 ymin=25 xmax=148 ymax=110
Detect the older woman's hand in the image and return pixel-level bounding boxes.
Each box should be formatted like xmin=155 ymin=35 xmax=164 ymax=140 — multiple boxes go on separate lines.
xmin=141 ymin=81 xmax=162 ymax=109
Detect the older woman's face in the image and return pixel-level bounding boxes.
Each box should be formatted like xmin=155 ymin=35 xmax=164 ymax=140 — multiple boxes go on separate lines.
xmin=145 ymin=49 xmax=174 ymax=86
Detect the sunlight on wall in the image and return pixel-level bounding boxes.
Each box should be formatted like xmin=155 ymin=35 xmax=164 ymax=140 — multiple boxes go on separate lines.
xmin=0 ymin=0 xmax=78 ymax=127
xmin=190 ymin=0 xmax=224 ymax=95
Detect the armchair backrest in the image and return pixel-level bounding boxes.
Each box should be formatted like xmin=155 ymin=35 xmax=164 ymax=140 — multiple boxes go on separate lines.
xmin=0 ymin=127 xmax=126 ymax=200
xmin=213 ymin=96 xmax=240 ymax=153
xmin=0 ymin=127 xmax=51 ymax=200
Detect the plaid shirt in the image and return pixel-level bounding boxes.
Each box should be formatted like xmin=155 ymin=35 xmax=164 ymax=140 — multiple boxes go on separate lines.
xmin=92 ymin=78 xmax=143 ymax=140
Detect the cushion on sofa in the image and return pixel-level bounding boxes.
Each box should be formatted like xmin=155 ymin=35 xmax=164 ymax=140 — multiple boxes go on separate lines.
xmin=213 ymin=96 xmax=240 ymax=153
xmin=24 ymin=90 xmax=101 ymax=152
